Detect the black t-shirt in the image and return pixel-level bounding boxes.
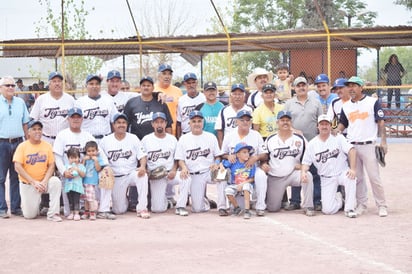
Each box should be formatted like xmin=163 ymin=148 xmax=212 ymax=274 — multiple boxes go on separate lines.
xmin=123 ymin=96 xmax=173 ymax=140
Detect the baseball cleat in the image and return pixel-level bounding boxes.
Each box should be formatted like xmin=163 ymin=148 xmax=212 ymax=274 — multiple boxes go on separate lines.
xmin=345 ymin=210 xmax=357 ymax=218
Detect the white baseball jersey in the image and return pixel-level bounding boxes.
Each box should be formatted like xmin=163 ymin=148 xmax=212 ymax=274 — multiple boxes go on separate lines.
xmin=266 ymin=133 xmax=307 ymax=177
xmin=75 ymin=94 xmax=119 ymax=136
xmin=214 ymin=104 xmax=254 ymax=136
xmin=221 ymin=129 xmax=267 ymax=156
xmin=247 ymin=90 xmax=263 ymax=108
xmin=302 ymin=134 xmax=353 ymax=177
xmin=53 ymin=128 xmax=98 ymax=174
xmin=30 ymin=92 xmax=75 ymax=138
xmin=339 ymin=95 xmax=385 ymax=143
xmin=175 ymin=131 xmax=221 ymax=173
xmin=99 ymin=133 xmax=146 ymax=177
xmin=101 ymin=90 xmax=138 ymax=113
xmin=177 ymin=93 xmax=206 ymax=134
xmin=327 ymin=97 xmax=349 ymax=132
xmin=141 ymin=132 xmax=177 ymax=171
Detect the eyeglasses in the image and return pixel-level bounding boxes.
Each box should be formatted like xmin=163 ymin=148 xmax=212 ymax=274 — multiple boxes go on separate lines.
xmin=2 ymin=84 xmax=16 ymax=88
xmin=9 ymin=104 xmax=11 ymax=116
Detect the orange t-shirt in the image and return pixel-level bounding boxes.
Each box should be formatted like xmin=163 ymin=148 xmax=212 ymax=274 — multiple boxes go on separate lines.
xmin=13 ymin=140 xmax=54 ymax=184
xmin=154 ymin=84 xmax=183 ymax=135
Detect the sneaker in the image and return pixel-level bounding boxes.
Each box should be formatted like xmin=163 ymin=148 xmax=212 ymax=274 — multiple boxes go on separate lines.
xmin=256 ymin=209 xmax=265 ymax=217
xmin=39 ymin=207 xmax=48 ymax=216
xmin=244 ymin=209 xmax=251 ymax=219
xmin=218 ymin=208 xmax=229 ymax=217
xmin=89 ymin=212 xmax=96 ymax=221
xmin=175 ymin=207 xmax=189 ymax=216
xmin=314 ymin=204 xmax=322 ymax=211
xmin=208 ymin=199 xmax=217 ymax=209
xmin=0 ymin=212 xmax=9 ymax=219
xmin=137 ymin=209 xmax=150 ymax=219
xmin=47 ymin=214 xmax=63 ymax=222
xmin=378 ymin=206 xmax=388 ymax=217
xmin=97 ymin=212 xmax=116 ymax=220
xmin=281 ymin=201 xmax=289 ymax=209
xmin=81 ymin=211 xmax=90 ymax=220
xmin=285 ymin=203 xmax=301 ymax=211
xmin=233 ymin=206 xmax=242 ymax=216
xmin=168 ymin=197 xmax=177 ymax=207
xmin=355 ymin=205 xmax=367 ymax=216
xmin=345 ymin=210 xmax=357 ymax=218
xmin=167 ymin=200 xmax=174 ymax=209
xmin=74 ymin=213 xmax=81 ymax=221
xmin=67 ymin=213 xmax=74 ymax=220
xmin=12 ymin=210 xmax=23 ymax=217
xmin=304 ymin=207 xmax=315 ymax=217
xmin=127 ymin=205 xmax=137 ymax=212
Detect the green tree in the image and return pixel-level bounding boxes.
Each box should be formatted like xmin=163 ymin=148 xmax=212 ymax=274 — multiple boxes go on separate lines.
xmin=394 ymin=0 xmax=412 ymax=10
xmin=35 ymin=0 xmax=103 ymax=89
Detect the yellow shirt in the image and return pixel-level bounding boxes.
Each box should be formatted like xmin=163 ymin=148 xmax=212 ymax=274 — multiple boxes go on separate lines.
xmin=154 ymin=84 xmax=183 ymax=136
xmin=252 ymin=103 xmax=284 ymax=138
xmin=13 ymin=140 xmax=54 ymax=184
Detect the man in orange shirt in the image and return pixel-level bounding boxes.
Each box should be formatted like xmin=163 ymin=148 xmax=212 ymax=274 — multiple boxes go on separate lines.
xmin=154 ymin=64 xmax=183 ymax=137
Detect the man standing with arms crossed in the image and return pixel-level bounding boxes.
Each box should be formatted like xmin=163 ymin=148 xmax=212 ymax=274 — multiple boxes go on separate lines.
xmin=338 ymin=76 xmax=388 ymax=217
xmin=0 ymin=76 xmax=30 ymax=218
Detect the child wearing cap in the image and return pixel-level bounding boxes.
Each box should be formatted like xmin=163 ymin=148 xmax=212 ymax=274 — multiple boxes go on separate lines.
xmin=219 ymin=142 xmax=256 ymax=219
xmin=274 ymin=63 xmax=293 ymax=102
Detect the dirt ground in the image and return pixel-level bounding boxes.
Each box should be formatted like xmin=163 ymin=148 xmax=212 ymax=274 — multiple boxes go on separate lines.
xmin=0 ymin=143 xmax=411 ymax=274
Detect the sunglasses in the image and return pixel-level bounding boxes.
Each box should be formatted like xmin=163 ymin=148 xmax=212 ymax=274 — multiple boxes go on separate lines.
xmin=2 ymin=84 xmax=16 ymax=88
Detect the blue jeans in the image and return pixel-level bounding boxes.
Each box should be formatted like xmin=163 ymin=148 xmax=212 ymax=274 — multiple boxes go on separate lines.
xmin=0 ymin=140 xmax=22 ymax=214
xmin=290 ymin=164 xmax=321 ymax=206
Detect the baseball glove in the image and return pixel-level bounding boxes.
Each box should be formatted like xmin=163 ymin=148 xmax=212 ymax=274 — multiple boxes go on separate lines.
xmin=99 ymin=166 xmax=115 ymax=189
xmin=375 ymin=145 xmax=386 ymax=167
xmin=211 ymin=168 xmax=230 ymax=182
xmin=149 ymin=166 xmax=168 ymax=180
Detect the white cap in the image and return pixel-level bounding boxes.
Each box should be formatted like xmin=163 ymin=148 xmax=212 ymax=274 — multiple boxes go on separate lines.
xmin=317 ymin=114 xmax=331 ymax=124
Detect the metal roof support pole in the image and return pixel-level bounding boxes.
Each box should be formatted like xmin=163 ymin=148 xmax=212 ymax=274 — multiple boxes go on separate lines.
xmin=126 ymin=0 xmax=143 ymax=79
xmin=122 ymin=55 xmax=126 ymax=80
xmin=377 ymin=48 xmax=381 ymax=98
xmin=315 ymin=0 xmax=331 ymax=77
xmin=61 ymin=0 xmax=66 ymax=91
xmin=210 ymin=0 xmax=232 ymax=86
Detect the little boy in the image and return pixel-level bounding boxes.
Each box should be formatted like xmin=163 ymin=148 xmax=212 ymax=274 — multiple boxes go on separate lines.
xmin=274 ymin=63 xmax=294 ymax=102
xmin=220 ymin=142 xmax=256 ymax=219
xmin=81 ymin=141 xmax=105 ymax=220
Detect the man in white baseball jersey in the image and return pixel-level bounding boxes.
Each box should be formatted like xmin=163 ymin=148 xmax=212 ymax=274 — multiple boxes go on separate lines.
xmin=175 ymin=110 xmax=222 ymax=213
xmin=101 ymin=70 xmax=137 ymax=113
xmin=338 ymin=76 xmax=388 ymax=217
xmin=30 ymin=71 xmax=75 ymax=214
xmin=301 ymin=115 xmax=357 ymax=218
xmin=30 ymin=72 xmax=75 ymax=145
xmin=264 ymin=111 xmax=315 ymax=216
xmin=75 ymin=74 xmax=119 ymax=141
xmin=99 ymin=113 xmax=150 ymax=219
xmin=215 ymin=83 xmax=253 ymax=148
xmin=246 ymin=67 xmax=274 ymax=109
xmin=176 ymin=73 xmax=206 ymax=139
xmin=142 ymin=112 xmax=190 ymax=216
xmin=53 ymin=107 xmax=101 ymax=217
xmin=326 ymin=78 xmax=349 ymax=135
xmin=220 ymin=110 xmax=268 ymax=216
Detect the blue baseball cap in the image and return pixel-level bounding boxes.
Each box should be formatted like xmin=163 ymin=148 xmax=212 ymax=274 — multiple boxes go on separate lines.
xmin=183 ymin=73 xmax=197 ymax=82
xmin=158 ymin=64 xmax=173 ymax=73
xmin=231 ymin=83 xmax=246 ymax=93
xmin=234 ymin=142 xmax=253 ymax=154
xmin=28 ymin=119 xmax=43 ymax=129
xmin=332 ymin=78 xmax=347 ymax=90
xmin=107 ymin=70 xmax=121 ymax=80
xmin=314 ymin=74 xmax=330 ymax=84
xmin=189 ymin=110 xmax=204 ymax=119
xmin=236 ymin=110 xmax=252 ymax=119
xmin=140 ymin=76 xmax=154 ymax=85
xmin=68 ymin=107 xmax=83 ymax=117
xmin=48 ymin=72 xmax=63 ymax=81
xmin=113 ymin=113 xmax=128 ymax=123
xmin=152 ymin=112 xmax=167 ymax=121
xmin=277 ymin=110 xmax=292 ymax=120
xmin=86 ymin=74 xmax=102 ymax=84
